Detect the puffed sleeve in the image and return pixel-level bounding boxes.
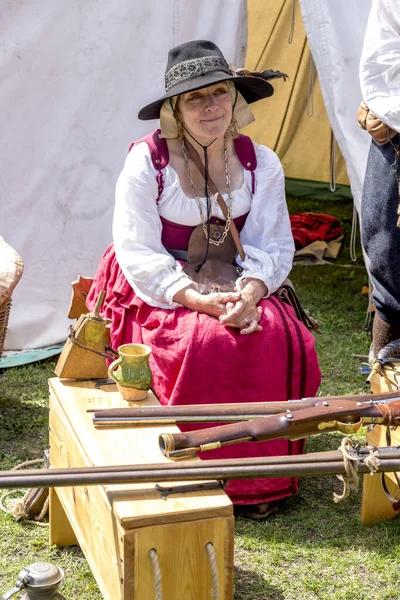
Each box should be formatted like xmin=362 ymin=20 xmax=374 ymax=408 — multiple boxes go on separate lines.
xmin=360 ymin=0 xmax=400 ymax=132
xmin=113 ymin=142 xmax=195 ymax=308
xmin=235 ymin=143 xmax=294 ymax=295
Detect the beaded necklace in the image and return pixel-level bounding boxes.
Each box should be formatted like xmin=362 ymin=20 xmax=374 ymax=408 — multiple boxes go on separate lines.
xmin=181 ymin=135 xmax=233 ymax=246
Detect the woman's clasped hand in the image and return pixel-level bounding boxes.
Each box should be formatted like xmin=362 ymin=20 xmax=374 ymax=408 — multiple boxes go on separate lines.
xmin=219 ymin=294 xmax=263 ymax=334
xmin=219 ymin=278 xmax=266 ymax=334
xmin=174 ymin=277 xmax=266 ymax=333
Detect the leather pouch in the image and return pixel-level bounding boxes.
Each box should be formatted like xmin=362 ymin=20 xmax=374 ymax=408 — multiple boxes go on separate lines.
xmin=357 ymin=100 xmax=398 ymax=146
xmin=276 ymin=282 xmax=321 ymax=333
xmin=183 ymin=224 xmax=240 ymax=294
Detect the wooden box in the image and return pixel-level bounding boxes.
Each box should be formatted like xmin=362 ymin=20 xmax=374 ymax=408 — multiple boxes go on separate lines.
xmin=360 ymin=366 xmax=400 ymax=525
xmin=48 ymin=378 xmax=233 ymax=600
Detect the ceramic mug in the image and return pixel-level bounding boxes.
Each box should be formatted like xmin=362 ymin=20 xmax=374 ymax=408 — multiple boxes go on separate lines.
xmin=108 ymin=343 xmax=152 ymax=401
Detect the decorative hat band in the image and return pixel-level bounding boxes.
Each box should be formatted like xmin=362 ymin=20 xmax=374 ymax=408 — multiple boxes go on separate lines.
xmin=165 ymin=56 xmax=230 ymax=91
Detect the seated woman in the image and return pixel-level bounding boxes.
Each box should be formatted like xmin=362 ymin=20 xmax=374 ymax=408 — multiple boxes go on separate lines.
xmin=87 ymin=39 xmax=321 ymax=518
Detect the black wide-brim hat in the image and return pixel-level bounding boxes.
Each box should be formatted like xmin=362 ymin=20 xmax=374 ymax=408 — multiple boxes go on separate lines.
xmin=138 ymin=40 xmax=285 ymax=121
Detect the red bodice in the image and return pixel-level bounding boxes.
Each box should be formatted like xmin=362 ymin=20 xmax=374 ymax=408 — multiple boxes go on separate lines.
xmin=160 ymin=213 xmax=249 ymax=251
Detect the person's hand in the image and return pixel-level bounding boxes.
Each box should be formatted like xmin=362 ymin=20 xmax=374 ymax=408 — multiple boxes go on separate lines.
xmin=195 ymin=291 xmax=242 ymax=318
xmin=219 ymin=294 xmax=263 ymax=334
xmin=173 ymin=286 xmax=240 ymax=317
xmin=172 ymin=278 xmax=268 ymax=331
xmin=219 ymin=278 xmax=268 ymax=335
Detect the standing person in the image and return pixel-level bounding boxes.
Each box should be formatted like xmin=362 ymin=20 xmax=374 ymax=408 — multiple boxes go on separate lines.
xmin=359 ymin=0 xmax=400 ymax=354
xmin=87 ymin=40 xmax=321 ymax=518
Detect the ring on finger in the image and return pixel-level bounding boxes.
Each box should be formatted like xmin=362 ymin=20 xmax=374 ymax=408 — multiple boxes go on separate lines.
xmin=243 ymin=317 xmax=251 ymax=325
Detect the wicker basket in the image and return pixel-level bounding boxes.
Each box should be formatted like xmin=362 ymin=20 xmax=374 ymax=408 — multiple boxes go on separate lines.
xmin=0 ymin=236 xmax=24 ymax=357
xmin=0 ymin=298 xmax=12 ymax=358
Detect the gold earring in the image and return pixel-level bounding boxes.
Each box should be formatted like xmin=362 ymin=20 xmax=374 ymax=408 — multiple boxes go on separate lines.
xmin=227 ymin=114 xmax=239 ymax=138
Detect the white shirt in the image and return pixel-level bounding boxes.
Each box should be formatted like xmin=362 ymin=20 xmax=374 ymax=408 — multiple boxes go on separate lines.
xmin=113 ymin=139 xmax=294 ymax=309
xmin=360 ymin=0 xmax=400 ymax=132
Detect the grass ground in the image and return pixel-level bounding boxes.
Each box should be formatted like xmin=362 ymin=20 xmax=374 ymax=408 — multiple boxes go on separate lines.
xmin=1 ymin=197 xmax=400 ymax=599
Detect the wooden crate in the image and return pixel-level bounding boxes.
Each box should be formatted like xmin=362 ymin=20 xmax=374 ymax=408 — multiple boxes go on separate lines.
xmin=49 ymin=378 xmax=234 ymax=600
xmin=360 ymin=366 xmax=400 ymax=525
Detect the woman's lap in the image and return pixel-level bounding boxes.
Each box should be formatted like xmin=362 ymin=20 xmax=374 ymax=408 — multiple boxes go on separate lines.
xmin=87 ymin=246 xmax=321 ymax=504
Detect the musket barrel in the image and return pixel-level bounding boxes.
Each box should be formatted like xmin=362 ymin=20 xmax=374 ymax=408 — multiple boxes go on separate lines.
xmin=89 ymin=390 xmax=400 ymax=426
xmin=0 ymin=449 xmax=345 ymax=480
xmin=90 ymin=401 xmax=316 ymax=420
xmin=2 ymin=447 xmax=397 ymax=481
xmin=2 ymin=460 xmax=400 ymax=489
xmin=93 ymin=415 xmax=270 ymax=425
xmin=1 ymin=450 xmax=400 ymax=489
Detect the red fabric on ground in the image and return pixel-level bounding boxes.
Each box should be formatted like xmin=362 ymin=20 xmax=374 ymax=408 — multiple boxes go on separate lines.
xmin=290 ymin=213 xmax=342 ymax=250
xmin=87 ymin=244 xmax=321 ymax=505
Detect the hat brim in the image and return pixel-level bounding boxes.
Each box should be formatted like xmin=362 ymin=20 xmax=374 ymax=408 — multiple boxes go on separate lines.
xmin=138 ymin=71 xmax=274 ymax=120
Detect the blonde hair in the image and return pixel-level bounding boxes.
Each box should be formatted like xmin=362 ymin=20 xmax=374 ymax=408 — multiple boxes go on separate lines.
xmin=159 ymin=80 xmax=254 ymax=139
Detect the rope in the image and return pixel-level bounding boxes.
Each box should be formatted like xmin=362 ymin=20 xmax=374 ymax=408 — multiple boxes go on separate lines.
xmin=364 ymin=450 xmax=381 ymax=474
xmin=0 ymin=458 xmax=49 ymax=526
xmin=333 ymin=438 xmax=380 ymax=503
xmin=148 ymin=548 xmax=163 ymax=600
xmin=7 ymin=459 xmax=44 ymax=469
xmin=363 ymin=279 xmax=373 ymax=333
xmin=329 ymin=131 xmax=336 ymax=192
xmin=307 ymin=57 xmax=316 ymax=118
xmin=288 ymin=0 xmax=295 ymax=44
xmin=381 ymin=367 xmax=400 ymax=390
xmin=206 ymin=542 xmax=219 ymax=600
xmin=333 ymin=438 xmax=359 ymax=503
xmin=350 ymin=203 xmax=358 ymax=263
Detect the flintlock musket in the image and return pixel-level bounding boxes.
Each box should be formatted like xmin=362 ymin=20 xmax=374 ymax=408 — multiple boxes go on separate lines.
xmin=158 ymin=397 xmax=400 ymax=459
xmin=89 ymin=390 xmax=400 ymax=427
xmin=1 ymin=446 xmax=400 ymax=490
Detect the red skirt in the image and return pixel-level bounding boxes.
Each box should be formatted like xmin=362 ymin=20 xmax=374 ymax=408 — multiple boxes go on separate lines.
xmin=87 ymin=244 xmax=321 ymax=505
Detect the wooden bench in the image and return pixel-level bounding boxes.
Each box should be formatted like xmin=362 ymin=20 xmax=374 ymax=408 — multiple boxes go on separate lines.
xmin=49 ymin=377 xmax=233 ymax=600
xmin=360 ymin=365 xmax=400 ymax=525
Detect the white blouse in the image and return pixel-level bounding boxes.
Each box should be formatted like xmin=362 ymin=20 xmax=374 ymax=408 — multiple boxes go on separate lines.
xmin=113 ymin=139 xmax=294 ymax=309
xmin=360 ymin=0 xmax=400 ymax=132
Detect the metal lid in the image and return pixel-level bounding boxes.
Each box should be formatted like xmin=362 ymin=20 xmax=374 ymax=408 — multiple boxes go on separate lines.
xmin=22 ymin=563 xmax=64 ymax=588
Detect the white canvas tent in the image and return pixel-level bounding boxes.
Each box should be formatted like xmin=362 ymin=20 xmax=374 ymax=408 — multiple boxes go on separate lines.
xmin=1 ymin=0 xmax=372 ymax=353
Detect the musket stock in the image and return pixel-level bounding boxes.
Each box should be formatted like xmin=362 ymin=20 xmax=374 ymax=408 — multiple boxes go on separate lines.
xmin=159 ymin=399 xmax=400 ymax=459
xmin=89 ymin=390 xmax=400 ymax=427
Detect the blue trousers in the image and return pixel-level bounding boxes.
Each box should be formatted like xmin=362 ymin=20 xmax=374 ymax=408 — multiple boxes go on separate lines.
xmin=361 ymin=134 xmax=400 ymax=323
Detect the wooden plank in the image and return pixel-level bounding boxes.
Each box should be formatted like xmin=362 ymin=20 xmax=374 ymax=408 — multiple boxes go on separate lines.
xmin=360 ymin=366 xmax=400 ymax=524
xmin=49 ymin=378 xmax=232 ymax=529
xmin=49 ymin=487 xmax=78 ymax=546
xmin=50 ymin=389 xmax=123 ymax=600
xmin=361 ymin=471 xmax=400 ymax=525
xmin=133 ymin=517 xmax=234 ymax=600
xmin=369 ymin=367 xmax=400 ymax=486
xmin=49 ymin=377 xmax=233 ymax=600
xmin=365 ymin=423 xmax=400 ymax=486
